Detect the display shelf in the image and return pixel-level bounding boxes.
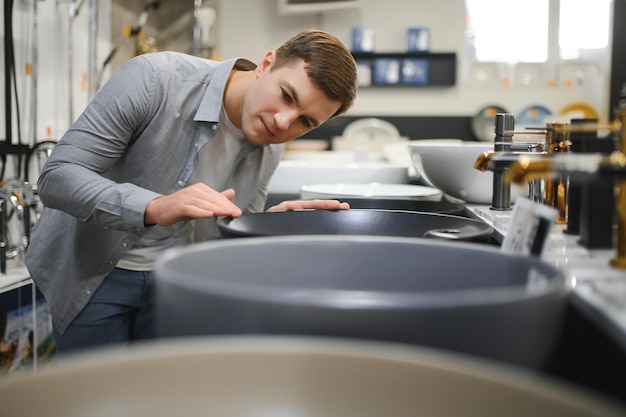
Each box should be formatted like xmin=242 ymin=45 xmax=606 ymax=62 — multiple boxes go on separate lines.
xmin=351 ymin=51 xmax=456 ymax=87
xmin=0 ymin=267 xmax=55 ymax=374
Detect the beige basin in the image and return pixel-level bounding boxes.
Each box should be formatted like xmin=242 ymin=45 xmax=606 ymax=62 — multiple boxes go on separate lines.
xmin=1 ymin=337 xmax=623 ymax=416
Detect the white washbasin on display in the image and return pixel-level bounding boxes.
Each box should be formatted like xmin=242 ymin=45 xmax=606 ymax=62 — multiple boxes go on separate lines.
xmin=409 ymin=142 xmax=525 ymax=204
xmin=383 ymin=139 xmax=464 ymax=182
xmin=267 ymin=153 xmax=408 ymax=195
xmin=282 ymin=150 xmax=377 ymax=161
xmin=300 ymin=183 xmax=441 ymax=201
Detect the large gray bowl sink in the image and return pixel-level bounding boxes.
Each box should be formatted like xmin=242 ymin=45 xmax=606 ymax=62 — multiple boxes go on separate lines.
xmin=154 ymin=236 xmax=568 ymax=369
xmin=218 ymin=209 xmax=494 ymax=243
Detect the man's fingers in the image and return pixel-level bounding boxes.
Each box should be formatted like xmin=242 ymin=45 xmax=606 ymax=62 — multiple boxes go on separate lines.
xmin=266 ymin=199 xmax=350 ymax=212
xmin=146 ymin=185 xmax=242 ymax=226
xmin=220 ymin=188 xmax=236 ymax=200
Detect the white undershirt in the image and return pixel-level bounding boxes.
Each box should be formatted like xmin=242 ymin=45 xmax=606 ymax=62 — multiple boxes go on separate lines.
xmin=117 ymin=106 xmax=244 ymax=271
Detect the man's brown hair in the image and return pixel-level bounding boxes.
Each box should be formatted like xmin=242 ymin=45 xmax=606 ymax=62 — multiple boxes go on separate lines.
xmin=273 ymin=29 xmax=357 ymax=117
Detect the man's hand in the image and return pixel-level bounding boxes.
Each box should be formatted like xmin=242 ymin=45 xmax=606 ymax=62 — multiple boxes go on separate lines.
xmin=266 ymin=199 xmax=350 ymax=212
xmin=144 ymin=183 xmax=242 ymax=226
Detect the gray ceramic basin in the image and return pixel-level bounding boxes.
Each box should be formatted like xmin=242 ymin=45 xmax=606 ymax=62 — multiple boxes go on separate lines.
xmin=218 ymin=209 xmax=494 ymax=243
xmin=341 ymin=198 xmax=465 ymax=215
xmin=154 ymin=236 xmax=568 ymax=369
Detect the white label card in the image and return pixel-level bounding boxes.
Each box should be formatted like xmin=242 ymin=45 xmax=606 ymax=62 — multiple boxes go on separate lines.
xmin=500 ymin=197 xmax=558 ymax=257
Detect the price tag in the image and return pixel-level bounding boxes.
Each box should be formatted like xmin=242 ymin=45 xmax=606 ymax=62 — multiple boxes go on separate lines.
xmin=500 ymin=197 xmax=558 ymax=257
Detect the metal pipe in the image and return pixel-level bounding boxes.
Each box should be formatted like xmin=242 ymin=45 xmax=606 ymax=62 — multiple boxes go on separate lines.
xmin=68 ymin=0 xmax=76 ymax=126
xmin=503 ymin=121 xmax=620 ymax=136
xmin=4 ymin=0 xmax=15 ymax=146
xmin=87 ymin=0 xmax=98 ymax=101
xmin=31 ymin=0 xmax=39 ymax=147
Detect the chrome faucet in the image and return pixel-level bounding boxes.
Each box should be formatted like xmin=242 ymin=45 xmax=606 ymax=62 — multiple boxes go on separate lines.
xmin=0 ymin=191 xmax=12 ymax=274
xmin=491 ymin=113 xmax=515 ymax=210
xmin=475 ymin=113 xmax=548 ymax=208
xmin=0 ymin=181 xmax=37 ymax=273
xmin=476 ymin=119 xmax=572 ymax=221
xmin=474 ymin=141 xmax=545 ymax=203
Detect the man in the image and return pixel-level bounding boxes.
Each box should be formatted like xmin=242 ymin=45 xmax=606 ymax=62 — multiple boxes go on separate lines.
xmin=25 ymin=29 xmax=357 ymax=353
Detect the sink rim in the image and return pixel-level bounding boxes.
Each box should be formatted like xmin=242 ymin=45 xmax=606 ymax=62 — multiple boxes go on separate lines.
xmin=216 ymin=209 xmax=495 ymax=242
xmin=156 ymin=235 xmax=569 ymax=310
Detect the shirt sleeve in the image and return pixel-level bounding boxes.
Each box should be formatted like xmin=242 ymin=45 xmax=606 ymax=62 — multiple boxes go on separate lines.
xmin=36 ymin=55 xmax=162 ymax=232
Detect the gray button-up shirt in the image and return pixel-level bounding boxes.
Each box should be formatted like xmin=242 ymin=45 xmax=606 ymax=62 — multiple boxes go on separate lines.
xmin=25 ymin=52 xmax=282 ymax=333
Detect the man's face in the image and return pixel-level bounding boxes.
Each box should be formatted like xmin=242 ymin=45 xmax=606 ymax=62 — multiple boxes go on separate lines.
xmin=241 ymin=53 xmax=342 ymax=146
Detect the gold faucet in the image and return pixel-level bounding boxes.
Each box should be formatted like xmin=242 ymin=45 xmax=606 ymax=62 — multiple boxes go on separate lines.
xmin=506 ymin=107 xmax=626 ymax=269
xmin=474 ymin=143 xmax=546 ymax=172
xmin=613 ymin=107 xmax=626 ymax=269
xmin=544 ymin=122 xmax=570 ymax=225
xmin=474 ymin=151 xmax=495 ymax=172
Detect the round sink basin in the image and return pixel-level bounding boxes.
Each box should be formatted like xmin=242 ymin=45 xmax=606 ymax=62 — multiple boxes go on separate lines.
xmin=409 ymin=142 xmax=494 ymax=203
xmin=217 ymin=209 xmax=493 ymax=243
xmin=154 ymin=235 xmax=569 ymax=368
xmin=3 ymin=337 xmax=623 ymax=416
xmin=384 ymin=138 xmax=464 ymax=182
xmin=267 ymin=158 xmax=408 ymax=194
xmin=408 ymin=142 xmax=525 ymax=204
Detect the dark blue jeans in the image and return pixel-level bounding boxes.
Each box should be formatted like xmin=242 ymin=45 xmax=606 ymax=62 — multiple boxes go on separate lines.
xmin=53 ymin=268 xmax=155 ymax=355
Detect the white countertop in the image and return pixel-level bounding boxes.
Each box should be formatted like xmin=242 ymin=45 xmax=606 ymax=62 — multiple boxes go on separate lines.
xmin=0 ymin=265 xmax=32 ymax=294
xmin=467 ymin=204 xmax=626 ymax=352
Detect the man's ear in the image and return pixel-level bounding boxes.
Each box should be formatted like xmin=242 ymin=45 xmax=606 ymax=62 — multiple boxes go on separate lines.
xmin=256 ymin=50 xmax=277 ymax=76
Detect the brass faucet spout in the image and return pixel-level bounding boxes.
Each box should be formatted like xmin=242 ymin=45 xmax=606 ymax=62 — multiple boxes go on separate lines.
xmin=473 ymin=151 xmax=495 ymax=172
xmin=474 ymin=144 xmax=548 ymax=173
xmin=505 ymin=153 xmax=626 ymax=185
xmin=505 ymin=156 xmax=553 ymax=185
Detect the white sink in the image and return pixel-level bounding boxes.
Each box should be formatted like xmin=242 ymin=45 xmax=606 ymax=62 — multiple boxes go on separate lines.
xmin=267 ymin=153 xmax=408 ymax=195
xmin=300 ymin=183 xmax=441 ymax=201
xmin=409 ymin=142 xmax=525 ymax=204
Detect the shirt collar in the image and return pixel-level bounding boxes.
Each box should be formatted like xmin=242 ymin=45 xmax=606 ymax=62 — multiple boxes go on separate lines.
xmin=193 ymin=58 xmax=256 ymax=123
